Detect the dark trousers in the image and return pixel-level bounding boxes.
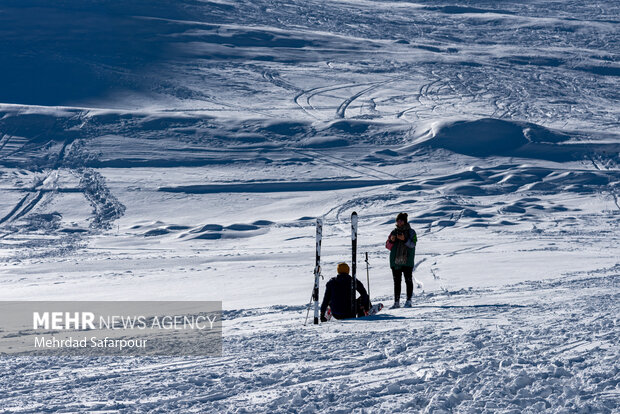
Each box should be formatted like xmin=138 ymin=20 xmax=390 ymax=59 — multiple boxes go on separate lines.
xmin=392 ymin=267 xmax=413 ymax=301
xmin=332 ymin=296 xmax=371 ymax=319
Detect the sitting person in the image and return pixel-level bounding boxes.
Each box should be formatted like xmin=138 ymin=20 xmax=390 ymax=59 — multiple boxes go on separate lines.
xmin=320 ymin=262 xmax=370 ymax=321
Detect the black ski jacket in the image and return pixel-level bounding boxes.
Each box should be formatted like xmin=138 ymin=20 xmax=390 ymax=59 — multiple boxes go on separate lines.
xmin=320 ymin=273 xmax=369 ymax=319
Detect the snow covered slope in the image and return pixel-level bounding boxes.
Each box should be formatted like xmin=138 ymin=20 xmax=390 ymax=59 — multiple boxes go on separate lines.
xmin=0 ymin=0 xmax=618 ymax=411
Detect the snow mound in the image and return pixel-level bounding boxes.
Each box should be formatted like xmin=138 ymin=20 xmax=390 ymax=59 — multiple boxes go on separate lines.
xmin=432 ymin=118 xmax=530 ymax=156
xmin=422 ymin=118 xmax=568 ymax=157
xmin=405 ymin=118 xmax=620 ymax=162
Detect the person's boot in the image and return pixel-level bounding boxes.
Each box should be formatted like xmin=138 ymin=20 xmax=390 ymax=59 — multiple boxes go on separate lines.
xmin=390 ymin=301 xmax=400 ymax=309
xmin=404 ymin=299 xmax=412 ymax=308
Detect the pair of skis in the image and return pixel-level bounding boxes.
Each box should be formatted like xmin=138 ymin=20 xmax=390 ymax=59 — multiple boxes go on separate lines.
xmin=308 ymin=217 xmax=323 ymax=325
xmin=306 ymin=212 xmax=358 ymax=325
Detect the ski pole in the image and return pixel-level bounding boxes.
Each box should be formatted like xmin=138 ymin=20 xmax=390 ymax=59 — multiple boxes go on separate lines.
xmin=365 ymin=252 xmax=370 ymax=300
xmin=303 ymin=291 xmax=313 ymax=326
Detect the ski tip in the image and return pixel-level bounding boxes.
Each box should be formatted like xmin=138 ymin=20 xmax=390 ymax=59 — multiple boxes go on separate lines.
xmin=351 ymin=211 xmax=357 ymax=216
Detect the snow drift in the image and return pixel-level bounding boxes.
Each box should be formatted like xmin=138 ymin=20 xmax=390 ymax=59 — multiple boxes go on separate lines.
xmin=405 ymin=118 xmax=619 ymax=162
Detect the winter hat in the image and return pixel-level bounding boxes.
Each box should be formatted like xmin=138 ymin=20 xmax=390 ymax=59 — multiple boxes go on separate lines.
xmin=337 ymin=262 xmax=350 ymax=274
xmin=396 ymin=212 xmax=408 ymax=223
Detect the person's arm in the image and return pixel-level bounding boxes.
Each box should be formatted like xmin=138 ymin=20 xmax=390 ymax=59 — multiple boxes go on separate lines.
xmin=386 ymin=231 xmax=396 ymax=250
xmin=405 ymin=228 xmax=417 ymax=249
xmin=320 ymin=281 xmax=332 ymax=318
xmin=355 ymin=281 xmax=368 ymax=297
xmin=355 ymin=281 xmax=370 ymax=308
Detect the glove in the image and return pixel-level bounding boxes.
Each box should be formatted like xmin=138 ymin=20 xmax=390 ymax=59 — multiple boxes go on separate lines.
xmin=320 ymin=315 xmax=327 ymax=322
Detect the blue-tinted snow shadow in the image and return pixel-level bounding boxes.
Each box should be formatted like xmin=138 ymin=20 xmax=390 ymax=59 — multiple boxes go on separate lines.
xmin=159 ymin=179 xmax=403 ymax=194
xmin=0 ymin=1 xmax=200 ymax=105
xmin=351 ymin=313 xmax=408 ymax=321
xmin=412 ymin=304 xmax=528 ymax=309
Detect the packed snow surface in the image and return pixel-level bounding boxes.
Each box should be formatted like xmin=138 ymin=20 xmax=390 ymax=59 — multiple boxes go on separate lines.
xmin=0 ymin=0 xmax=618 ymax=412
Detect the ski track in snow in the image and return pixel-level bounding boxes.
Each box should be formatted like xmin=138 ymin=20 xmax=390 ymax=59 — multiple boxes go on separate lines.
xmin=0 ymin=0 xmax=619 ymax=412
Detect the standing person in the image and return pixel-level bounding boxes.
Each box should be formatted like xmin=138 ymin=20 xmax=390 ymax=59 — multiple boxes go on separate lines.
xmin=320 ymin=262 xmax=370 ymax=321
xmin=385 ymin=212 xmax=417 ymax=308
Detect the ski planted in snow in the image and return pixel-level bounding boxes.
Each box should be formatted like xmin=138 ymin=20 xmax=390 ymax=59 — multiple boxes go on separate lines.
xmin=312 ymin=218 xmax=323 ymax=325
xmin=351 ymin=211 xmax=358 ymax=318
